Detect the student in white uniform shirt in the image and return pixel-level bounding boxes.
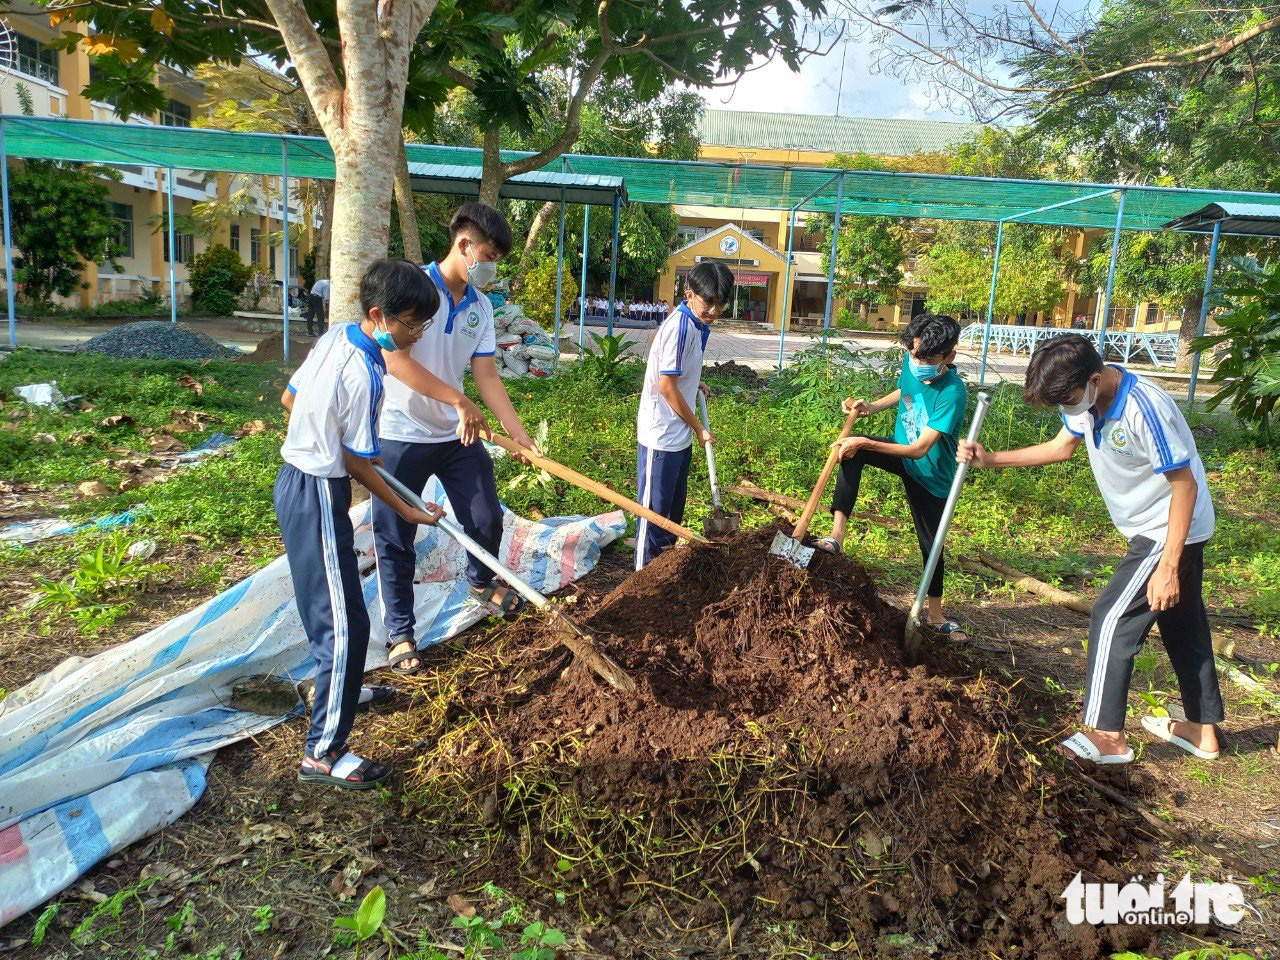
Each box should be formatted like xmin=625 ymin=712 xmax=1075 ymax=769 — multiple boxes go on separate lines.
xmin=374 ymin=203 xmax=541 ymax=675
xmin=635 ymin=262 xmax=734 ymax=569
xmin=277 ymin=260 xmax=445 ymax=789
xmin=959 ymin=334 xmax=1223 ymax=766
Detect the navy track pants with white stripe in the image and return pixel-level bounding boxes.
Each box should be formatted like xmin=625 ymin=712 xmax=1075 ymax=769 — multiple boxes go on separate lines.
xmin=274 ymin=463 xmax=370 ymax=758
xmin=635 ymin=443 xmax=692 ymax=570
xmin=1082 ymin=536 xmax=1224 ymax=732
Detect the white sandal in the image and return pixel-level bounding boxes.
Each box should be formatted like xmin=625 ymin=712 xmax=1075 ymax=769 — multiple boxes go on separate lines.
xmin=1141 ymin=716 xmax=1220 ymax=760
xmin=1060 ymin=732 xmax=1134 ymax=765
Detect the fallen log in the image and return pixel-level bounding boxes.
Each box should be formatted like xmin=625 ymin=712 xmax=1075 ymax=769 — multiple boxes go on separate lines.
xmin=728 ymin=481 xmax=905 ymax=529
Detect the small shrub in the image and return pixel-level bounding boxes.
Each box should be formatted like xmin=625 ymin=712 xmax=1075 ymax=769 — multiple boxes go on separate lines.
xmin=189 ymin=244 xmax=252 ymax=316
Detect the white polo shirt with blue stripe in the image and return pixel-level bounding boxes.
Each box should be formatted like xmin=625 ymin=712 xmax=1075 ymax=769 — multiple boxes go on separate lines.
xmin=637 ymin=303 xmax=711 ymax=452
xmin=380 ymin=262 xmax=497 ymax=444
xmin=1063 ymin=366 xmax=1214 ymax=544
xmin=281 ymin=322 xmax=385 ymax=478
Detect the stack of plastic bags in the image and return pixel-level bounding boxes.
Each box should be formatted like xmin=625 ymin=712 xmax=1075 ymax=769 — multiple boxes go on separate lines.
xmin=490 ymin=297 xmax=558 ymax=379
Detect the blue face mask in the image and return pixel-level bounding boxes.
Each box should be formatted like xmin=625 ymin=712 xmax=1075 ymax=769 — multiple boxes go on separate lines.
xmin=373 ymin=323 xmax=399 ymax=352
xmin=909 ymin=359 xmax=942 ymax=381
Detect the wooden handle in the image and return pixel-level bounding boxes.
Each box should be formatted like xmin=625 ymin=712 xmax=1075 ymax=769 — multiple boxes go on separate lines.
xmin=482 ymin=430 xmax=708 ymax=544
xmin=791 ymin=405 xmax=860 ymax=540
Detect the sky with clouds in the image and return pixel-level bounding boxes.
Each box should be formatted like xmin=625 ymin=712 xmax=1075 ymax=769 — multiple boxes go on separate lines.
xmin=700 ymin=24 xmax=985 ymax=123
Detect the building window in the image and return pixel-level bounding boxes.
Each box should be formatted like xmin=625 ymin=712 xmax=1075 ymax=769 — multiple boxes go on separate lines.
xmin=229 ymin=224 xmax=240 ymax=253
xmin=110 ymin=202 xmax=133 ymax=258
xmin=16 ymin=33 xmax=58 ymax=86
xmin=289 ymin=245 xmax=299 ymax=272
xmin=159 ymin=99 xmax=192 ymax=127
xmin=163 ymin=230 xmax=195 ymax=264
xmin=87 ymin=62 xmax=121 ymax=106
xmin=250 ymin=228 xmax=260 ymax=264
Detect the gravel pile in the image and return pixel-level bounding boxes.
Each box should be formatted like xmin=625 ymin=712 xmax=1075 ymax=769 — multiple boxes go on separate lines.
xmin=82 ymin=321 xmax=242 ymax=361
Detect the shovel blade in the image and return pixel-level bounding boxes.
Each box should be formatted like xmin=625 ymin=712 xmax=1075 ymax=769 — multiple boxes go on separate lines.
xmin=769 ymin=530 xmax=814 ymax=569
xmin=703 ymin=508 xmax=741 ymax=539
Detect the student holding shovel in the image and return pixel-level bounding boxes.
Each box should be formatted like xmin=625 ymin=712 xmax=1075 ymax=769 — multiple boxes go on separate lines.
xmin=958 ymin=334 xmax=1222 ymax=765
xmin=373 ymin=203 xmax=542 ymax=676
xmin=635 ymin=261 xmax=734 ymax=569
xmin=816 ymin=313 xmax=970 ymax=642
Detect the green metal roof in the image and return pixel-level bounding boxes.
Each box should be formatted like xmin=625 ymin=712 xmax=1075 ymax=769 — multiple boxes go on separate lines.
xmin=406 ymin=162 xmax=625 ymax=205
xmin=698 ymin=108 xmax=987 ymax=157
xmin=7 ymin=115 xmax=1280 ymax=234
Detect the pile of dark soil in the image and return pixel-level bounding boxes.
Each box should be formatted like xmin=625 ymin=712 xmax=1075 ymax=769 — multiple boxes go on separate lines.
xmin=82 ymin=321 xmax=242 ymax=360
xmin=398 ymin=527 xmax=1155 ymax=957
xmin=705 ymin=359 xmax=766 ymax=388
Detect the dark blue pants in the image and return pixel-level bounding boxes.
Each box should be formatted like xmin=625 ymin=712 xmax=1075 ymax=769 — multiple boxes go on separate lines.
xmin=274 ymin=463 xmax=369 ymax=759
xmin=635 ymin=443 xmax=692 ymax=570
xmin=372 ymin=438 xmax=503 ymax=641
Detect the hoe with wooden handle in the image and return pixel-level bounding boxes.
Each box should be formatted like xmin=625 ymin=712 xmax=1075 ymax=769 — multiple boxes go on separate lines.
xmin=375 ymin=466 xmax=636 ymax=694
xmin=479 ymin=429 xmax=708 ymax=545
xmin=769 ymin=404 xmax=861 ymax=569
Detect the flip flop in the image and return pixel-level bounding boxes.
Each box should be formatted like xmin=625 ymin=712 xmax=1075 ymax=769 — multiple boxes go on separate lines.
xmin=385 ymin=636 xmax=423 ymax=676
xmin=470 ymin=583 xmax=526 ymax=618
xmin=1059 ymin=732 xmax=1134 ymax=765
xmin=931 ymin=619 xmax=970 ymax=642
xmin=355 ymin=685 xmax=395 ymax=713
xmin=1141 ymin=716 xmax=1220 ymax=760
xmin=299 ymin=748 xmax=392 ymax=791
xmin=812 ymin=537 xmax=842 ymax=555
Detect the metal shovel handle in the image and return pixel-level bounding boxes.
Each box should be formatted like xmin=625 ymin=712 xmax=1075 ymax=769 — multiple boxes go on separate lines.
xmin=375 ymin=466 xmax=549 ymax=611
xmin=908 ymin=391 xmax=992 ymax=623
xmin=696 ymin=393 xmax=723 ymax=509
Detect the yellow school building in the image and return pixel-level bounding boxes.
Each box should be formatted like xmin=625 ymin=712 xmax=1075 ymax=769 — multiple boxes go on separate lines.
xmin=2 ymin=1 xmax=308 ymax=309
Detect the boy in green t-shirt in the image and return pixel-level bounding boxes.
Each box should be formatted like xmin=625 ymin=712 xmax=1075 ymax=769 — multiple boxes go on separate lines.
xmin=814 ymin=313 xmax=970 ymax=639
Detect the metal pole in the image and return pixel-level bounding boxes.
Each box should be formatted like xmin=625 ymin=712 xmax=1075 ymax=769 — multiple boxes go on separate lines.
xmin=281 ymin=142 xmax=290 ymax=365
xmin=1095 ymin=189 xmax=1127 ymax=359
xmin=978 ymin=220 xmax=1005 ymax=387
xmin=166 ymin=167 xmax=178 ymax=327
xmin=607 ymin=193 xmax=620 ymax=336
xmin=1186 ymin=220 xmax=1222 ymax=410
xmin=578 ymin=204 xmax=589 ymax=349
xmin=1 ymin=118 xmax=15 ymax=349
xmin=552 ymin=187 xmax=566 ymax=369
xmin=821 ymin=174 xmax=844 ymax=343
xmin=775 ymin=206 xmax=797 ymax=373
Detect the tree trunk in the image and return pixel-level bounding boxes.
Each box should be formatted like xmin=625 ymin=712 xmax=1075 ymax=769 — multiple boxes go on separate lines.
xmin=262 ymin=0 xmax=437 ymax=324
xmin=522 ymin=200 xmax=559 ymax=263
xmin=478 ymin=126 xmax=503 ymax=207
xmin=1176 ymin=296 xmax=1200 ymax=372
xmin=859 ymin=300 xmax=869 ymax=323
xmin=393 ymin=139 xmax=423 ymax=265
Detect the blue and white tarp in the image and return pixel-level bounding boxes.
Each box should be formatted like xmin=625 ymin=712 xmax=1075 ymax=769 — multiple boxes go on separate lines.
xmin=0 ymin=478 xmax=625 ymax=926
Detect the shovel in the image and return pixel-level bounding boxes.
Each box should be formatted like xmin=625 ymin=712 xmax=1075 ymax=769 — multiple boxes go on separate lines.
xmin=375 ymin=466 xmax=636 ymax=694
xmin=769 ymin=403 xmax=862 ymax=568
xmin=696 ymin=393 xmax=740 ymax=539
xmin=903 ymin=391 xmax=992 ymax=662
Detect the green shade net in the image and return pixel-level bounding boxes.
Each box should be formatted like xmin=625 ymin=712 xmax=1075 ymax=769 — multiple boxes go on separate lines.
xmin=7 ymin=115 xmax=1280 ymax=232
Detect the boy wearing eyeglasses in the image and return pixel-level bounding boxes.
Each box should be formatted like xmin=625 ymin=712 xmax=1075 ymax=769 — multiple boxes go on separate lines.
xmin=278 ymin=259 xmax=444 ymax=790
xmin=373 ymin=203 xmax=541 ymax=675
xmin=634 ymin=261 xmax=735 ymax=569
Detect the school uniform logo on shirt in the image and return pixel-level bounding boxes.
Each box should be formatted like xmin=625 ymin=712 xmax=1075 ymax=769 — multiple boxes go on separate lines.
xmin=1106 ymin=425 xmax=1134 ymax=456
xmin=466 ymin=310 xmax=480 ymax=329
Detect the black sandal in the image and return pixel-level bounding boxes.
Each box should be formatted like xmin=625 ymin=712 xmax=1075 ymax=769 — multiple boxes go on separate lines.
xmin=386 ymin=636 xmax=422 ymax=676
xmin=355 ymin=685 xmax=396 ymax=713
xmin=298 ymin=748 xmax=392 ymax=790
xmin=932 ymin=619 xmax=970 ymax=643
xmin=470 ymin=583 xmax=526 ymax=618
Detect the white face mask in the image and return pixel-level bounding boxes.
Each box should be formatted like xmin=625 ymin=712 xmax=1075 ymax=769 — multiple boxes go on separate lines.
xmin=464 ymin=245 xmax=498 ymax=289
xmin=1059 ymin=380 xmax=1098 ymax=417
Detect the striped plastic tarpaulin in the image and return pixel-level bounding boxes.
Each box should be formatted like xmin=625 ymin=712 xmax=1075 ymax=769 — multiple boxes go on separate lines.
xmin=0 ymin=476 xmax=625 ymax=926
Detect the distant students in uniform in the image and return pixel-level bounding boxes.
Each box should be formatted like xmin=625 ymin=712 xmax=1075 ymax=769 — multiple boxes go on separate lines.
xmin=278 ymin=260 xmax=444 ymax=790
xmin=373 ymin=203 xmax=541 ymax=676
xmin=635 ymin=262 xmax=734 ymax=569
xmin=306 ymin=277 xmax=331 ymax=338
xmin=959 ymin=334 xmax=1223 ymax=766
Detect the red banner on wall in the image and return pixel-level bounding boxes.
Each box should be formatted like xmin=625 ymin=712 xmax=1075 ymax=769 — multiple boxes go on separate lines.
xmin=731 ymin=270 xmax=769 ymax=287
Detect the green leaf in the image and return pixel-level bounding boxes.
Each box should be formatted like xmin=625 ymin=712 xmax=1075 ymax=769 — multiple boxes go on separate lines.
xmin=354 ymin=886 xmax=386 ymax=939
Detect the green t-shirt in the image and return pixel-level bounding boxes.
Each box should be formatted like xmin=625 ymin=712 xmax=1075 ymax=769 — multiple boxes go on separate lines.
xmin=893 ymin=358 xmax=968 ymax=498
